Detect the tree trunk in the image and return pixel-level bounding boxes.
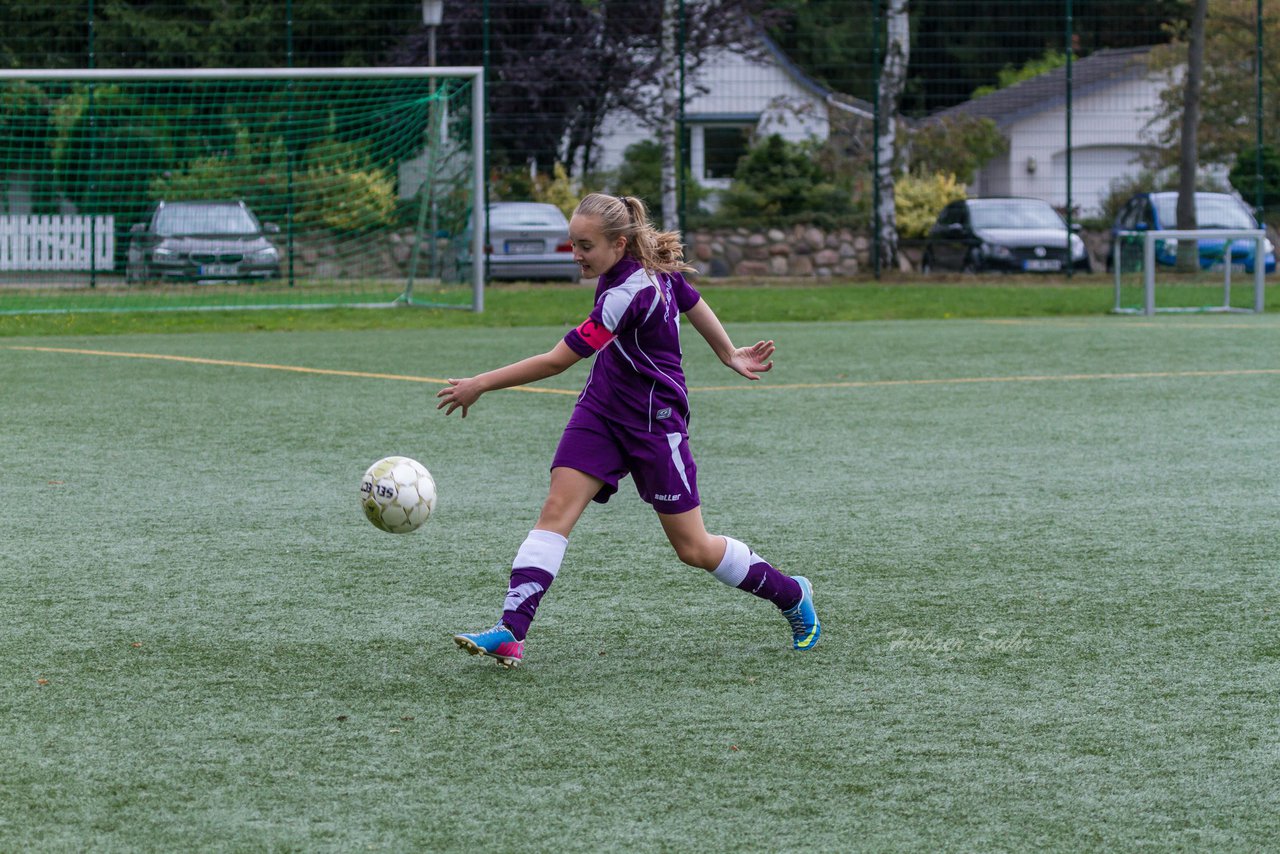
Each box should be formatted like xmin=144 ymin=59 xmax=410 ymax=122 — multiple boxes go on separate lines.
xmin=659 ymin=0 xmax=680 ymax=231
xmin=877 ymin=0 xmax=910 ymax=271
xmin=1176 ymin=0 xmax=1208 ymax=272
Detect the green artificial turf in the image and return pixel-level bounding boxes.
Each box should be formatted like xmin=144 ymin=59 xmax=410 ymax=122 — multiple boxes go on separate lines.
xmin=2 ymin=313 xmax=1278 ymax=851
xmin=3 ymin=273 xmax=1272 ymax=338
xmin=0 ymin=275 xmax=1249 ymax=338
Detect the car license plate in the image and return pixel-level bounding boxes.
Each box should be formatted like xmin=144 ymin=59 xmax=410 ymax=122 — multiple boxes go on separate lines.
xmin=200 ymin=263 xmax=239 ymax=277
xmin=1023 ymin=259 xmax=1061 ymax=271
xmin=505 ymin=240 xmax=543 ymax=254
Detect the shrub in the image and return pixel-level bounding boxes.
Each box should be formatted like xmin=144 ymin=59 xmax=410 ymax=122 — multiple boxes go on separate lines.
xmin=488 ymin=161 xmax=536 ymax=202
xmin=294 ymin=162 xmax=397 ymax=233
xmin=289 ymin=137 xmax=397 ymax=232
xmin=490 ymin=161 xmax=601 ymax=218
xmin=972 ymin=49 xmax=1070 ymax=99
xmin=149 ymin=124 xmax=288 ymax=215
xmin=52 ymin=84 xmax=171 ymax=226
xmin=611 ymin=139 xmax=711 ymax=217
xmin=0 ymin=81 xmax=57 ymax=214
xmin=908 ymin=116 xmax=1007 ymax=184
xmin=151 ymin=119 xmax=405 ymax=235
xmin=1228 ymin=145 xmax=1280 ymax=222
xmin=894 ymin=172 xmax=966 ymax=238
xmin=717 ymin=134 xmax=854 ymax=227
xmin=530 ymin=162 xmax=581 ymax=218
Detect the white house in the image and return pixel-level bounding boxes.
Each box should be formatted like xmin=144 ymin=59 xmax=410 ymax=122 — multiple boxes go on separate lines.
xmin=930 ymin=46 xmax=1172 ymax=217
xmin=593 ymin=33 xmax=869 ymax=190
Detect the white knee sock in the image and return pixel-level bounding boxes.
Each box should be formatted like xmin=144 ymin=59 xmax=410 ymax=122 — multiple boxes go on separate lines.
xmin=709 ymin=536 xmax=750 ymax=587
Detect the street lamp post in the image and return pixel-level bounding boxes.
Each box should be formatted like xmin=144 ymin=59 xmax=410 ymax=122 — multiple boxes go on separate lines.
xmin=422 ymin=1 xmax=443 ymax=281
xmin=422 ymin=0 xmax=442 ymax=65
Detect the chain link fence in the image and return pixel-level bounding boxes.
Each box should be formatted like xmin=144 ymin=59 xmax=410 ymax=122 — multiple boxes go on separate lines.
xmin=0 ymin=0 xmax=1273 ymax=292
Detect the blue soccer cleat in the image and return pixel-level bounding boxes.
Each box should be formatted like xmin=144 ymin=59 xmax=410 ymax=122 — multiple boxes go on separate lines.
xmin=781 ymin=576 xmax=821 ymax=651
xmin=453 ymin=623 xmax=524 ymax=668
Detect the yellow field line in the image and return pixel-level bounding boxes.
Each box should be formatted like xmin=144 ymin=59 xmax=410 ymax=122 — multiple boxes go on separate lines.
xmin=689 ymin=367 xmax=1280 ymax=392
xmin=981 ymin=318 xmax=1277 ymax=329
xmin=8 ymin=344 xmax=1280 ymax=394
xmin=4 ymin=345 xmax=575 ymax=395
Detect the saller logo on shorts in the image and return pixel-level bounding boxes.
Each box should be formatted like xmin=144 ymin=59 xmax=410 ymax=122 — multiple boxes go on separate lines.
xmin=656 ymin=407 xmax=672 ymax=420
xmin=655 ymin=493 xmax=682 ymax=502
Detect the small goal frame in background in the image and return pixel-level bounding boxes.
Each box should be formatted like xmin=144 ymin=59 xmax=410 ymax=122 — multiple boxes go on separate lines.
xmin=1112 ymin=228 xmax=1267 ymax=316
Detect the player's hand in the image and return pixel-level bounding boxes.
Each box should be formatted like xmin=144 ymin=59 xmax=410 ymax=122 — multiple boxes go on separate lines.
xmin=436 ymin=377 xmax=482 ymax=417
xmin=726 ymin=340 xmax=775 ymax=381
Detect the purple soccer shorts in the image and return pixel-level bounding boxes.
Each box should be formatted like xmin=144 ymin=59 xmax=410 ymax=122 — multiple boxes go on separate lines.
xmin=551 ymin=405 xmax=701 ymax=514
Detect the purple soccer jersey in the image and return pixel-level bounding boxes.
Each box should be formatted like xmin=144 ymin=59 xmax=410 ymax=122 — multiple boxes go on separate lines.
xmin=563 ymin=256 xmax=702 ymax=431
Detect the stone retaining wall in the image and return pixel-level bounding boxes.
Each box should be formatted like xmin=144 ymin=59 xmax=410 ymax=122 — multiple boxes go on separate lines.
xmin=285 ymin=224 xmax=1125 ymax=281
xmin=687 ymin=225 xmax=1118 ymax=277
xmin=687 ymin=225 xmax=873 ymax=278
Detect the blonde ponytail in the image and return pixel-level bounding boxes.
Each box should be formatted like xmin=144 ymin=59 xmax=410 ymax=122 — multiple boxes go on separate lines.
xmin=573 ymin=193 xmax=696 ymax=275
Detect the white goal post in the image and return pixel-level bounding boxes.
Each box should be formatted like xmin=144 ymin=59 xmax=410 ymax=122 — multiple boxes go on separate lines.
xmin=0 ymin=66 xmax=487 ymax=313
xmin=1112 ymin=228 xmax=1267 ymax=316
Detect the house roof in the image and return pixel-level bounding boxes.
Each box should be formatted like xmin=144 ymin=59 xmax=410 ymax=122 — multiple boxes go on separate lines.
xmin=757 ymin=30 xmax=875 ymax=119
xmin=930 ymin=45 xmax=1157 ymax=128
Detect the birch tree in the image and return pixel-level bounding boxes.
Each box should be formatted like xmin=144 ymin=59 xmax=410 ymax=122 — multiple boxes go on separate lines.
xmin=876 ymin=0 xmax=909 ymax=271
xmin=659 ymin=0 xmax=680 ymax=230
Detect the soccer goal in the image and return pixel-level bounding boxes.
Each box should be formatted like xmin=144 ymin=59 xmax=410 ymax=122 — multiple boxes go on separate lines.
xmin=1111 ymin=228 xmax=1268 ymax=316
xmin=0 ymin=66 xmax=485 ymax=315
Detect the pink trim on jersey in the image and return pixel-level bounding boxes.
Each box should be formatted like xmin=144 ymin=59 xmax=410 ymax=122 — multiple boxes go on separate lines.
xmin=576 ymin=317 xmax=616 ymax=351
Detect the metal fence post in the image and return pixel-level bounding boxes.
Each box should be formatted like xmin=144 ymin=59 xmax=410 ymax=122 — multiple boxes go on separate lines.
xmin=1064 ymin=0 xmax=1074 ymax=279
xmin=871 ymin=0 xmax=881 ymax=279
xmin=677 ymin=0 xmax=687 ymax=236
xmin=1255 ymin=0 xmax=1265 ymax=219
xmin=1144 ymin=231 xmax=1156 ymax=316
xmin=87 ymin=0 xmax=97 ymax=289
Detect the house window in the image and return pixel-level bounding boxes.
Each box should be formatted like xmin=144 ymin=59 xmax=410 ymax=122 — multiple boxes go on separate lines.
xmin=702 ymin=126 xmax=752 ymax=179
xmin=684 ymin=122 xmax=754 ymax=185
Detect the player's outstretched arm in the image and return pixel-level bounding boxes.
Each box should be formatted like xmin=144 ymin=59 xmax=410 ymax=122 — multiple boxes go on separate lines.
xmin=683 ymin=298 xmax=774 ymax=381
xmin=436 ymin=340 xmax=582 ymax=417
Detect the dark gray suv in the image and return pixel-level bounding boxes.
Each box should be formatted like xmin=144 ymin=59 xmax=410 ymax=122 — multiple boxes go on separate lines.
xmin=126 ymin=200 xmax=281 ymax=283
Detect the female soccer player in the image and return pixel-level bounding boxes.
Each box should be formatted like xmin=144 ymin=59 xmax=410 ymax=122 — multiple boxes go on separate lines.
xmin=437 ymin=193 xmax=820 ymax=667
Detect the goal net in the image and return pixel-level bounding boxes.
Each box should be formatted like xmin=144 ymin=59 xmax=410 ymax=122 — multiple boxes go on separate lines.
xmin=0 ymin=67 xmax=485 ymax=314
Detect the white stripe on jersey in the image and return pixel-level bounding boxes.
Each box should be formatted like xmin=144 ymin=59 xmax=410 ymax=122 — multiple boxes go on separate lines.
xmin=599 ymin=268 xmax=660 ymax=332
xmin=630 ymin=326 xmax=688 ymax=419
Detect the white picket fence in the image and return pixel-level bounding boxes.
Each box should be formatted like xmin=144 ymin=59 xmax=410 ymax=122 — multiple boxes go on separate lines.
xmin=0 ymin=215 xmax=115 ymax=271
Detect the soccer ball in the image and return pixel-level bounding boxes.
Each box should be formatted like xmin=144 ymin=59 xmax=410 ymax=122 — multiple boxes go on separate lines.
xmin=360 ymin=456 xmax=437 ymax=534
